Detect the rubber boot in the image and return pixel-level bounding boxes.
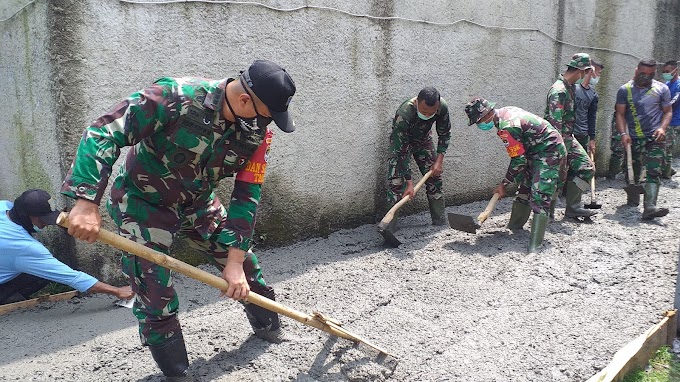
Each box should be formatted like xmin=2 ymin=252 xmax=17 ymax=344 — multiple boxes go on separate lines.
xmin=548 ymin=199 xmax=557 ymax=220
xmin=528 ymin=212 xmax=549 ymax=254
xmin=427 ymin=195 xmax=447 ymax=226
xmin=641 ymin=183 xmax=669 ymax=220
xmin=148 ymin=334 xmax=194 ymax=382
xmin=564 ymin=180 xmax=597 ymax=218
xmin=607 ymin=157 xmax=622 ymax=180
xmin=244 ymin=288 xmax=286 ymax=343
xmin=507 ymin=199 xmax=531 ymax=229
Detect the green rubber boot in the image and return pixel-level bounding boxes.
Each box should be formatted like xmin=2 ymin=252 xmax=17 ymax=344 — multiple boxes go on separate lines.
xmin=507 ymin=199 xmax=531 ymax=230
xmin=641 ymin=183 xmax=669 ymax=220
xmin=428 ymin=196 xmax=447 ymax=226
xmin=565 ymin=180 xmax=596 ymax=218
xmin=528 ymin=212 xmax=549 ymax=254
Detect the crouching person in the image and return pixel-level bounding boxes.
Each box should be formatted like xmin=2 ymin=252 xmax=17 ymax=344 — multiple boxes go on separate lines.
xmin=464 ymin=98 xmax=566 ymax=253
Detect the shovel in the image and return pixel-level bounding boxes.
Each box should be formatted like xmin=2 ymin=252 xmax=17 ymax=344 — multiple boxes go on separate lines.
xmin=624 ymin=142 xmax=644 ymax=198
xmin=57 ymin=213 xmax=395 ymax=358
xmin=448 ymin=193 xmax=501 ymax=233
xmin=584 ymin=151 xmax=602 ymax=209
xmin=377 ymin=170 xmax=433 ymax=247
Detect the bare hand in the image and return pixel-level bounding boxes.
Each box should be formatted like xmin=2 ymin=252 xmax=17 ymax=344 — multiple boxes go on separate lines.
xmin=588 ymin=139 xmax=596 ymax=154
xmin=493 ymin=183 xmax=507 ymax=198
xmin=621 ymin=134 xmax=632 ymax=148
xmin=430 ymin=155 xmax=444 ymax=177
xmin=68 ymin=198 xmax=102 ymax=244
xmin=114 ymin=286 xmax=135 ymax=300
xmin=221 ymin=248 xmax=250 ymax=300
xmin=403 ymin=180 xmax=415 ymax=201
xmin=652 ymin=128 xmax=666 ymax=142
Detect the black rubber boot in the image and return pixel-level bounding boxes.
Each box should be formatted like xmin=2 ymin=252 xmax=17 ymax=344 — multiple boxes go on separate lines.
xmin=427 ymin=195 xmax=447 ymax=226
xmin=607 ymin=157 xmax=622 ymax=179
xmin=528 ymin=212 xmax=549 ymax=254
xmin=507 ymin=199 xmax=531 ymax=229
xmin=244 ymin=288 xmax=285 ymax=343
xmin=148 ymin=334 xmax=194 ymax=382
xmin=642 ymin=183 xmax=669 ymax=220
xmin=564 ymin=181 xmax=596 ymax=218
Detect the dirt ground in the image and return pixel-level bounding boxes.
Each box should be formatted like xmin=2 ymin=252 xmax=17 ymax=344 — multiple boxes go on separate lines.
xmin=0 ymin=171 xmax=678 ymax=382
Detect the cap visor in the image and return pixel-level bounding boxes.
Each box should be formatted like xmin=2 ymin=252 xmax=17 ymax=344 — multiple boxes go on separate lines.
xmin=271 ymin=110 xmax=295 ymax=133
xmin=38 ymin=211 xmax=61 ymax=226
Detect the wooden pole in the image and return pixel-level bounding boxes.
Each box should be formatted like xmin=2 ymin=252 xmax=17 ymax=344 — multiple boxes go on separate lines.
xmin=57 ymin=213 xmax=394 ymax=357
xmin=0 ymin=290 xmax=79 ymax=316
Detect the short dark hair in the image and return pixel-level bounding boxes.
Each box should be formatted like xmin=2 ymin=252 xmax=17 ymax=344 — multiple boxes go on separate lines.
xmin=664 ymin=60 xmax=678 ymax=68
xmin=638 ymin=58 xmax=657 ymax=68
xmin=591 ymin=59 xmax=604 ymax=69
xmin=565 ymin=66 xmax=580 ymax=73
xmin=417 ymin=87 xmax=440 ymax=106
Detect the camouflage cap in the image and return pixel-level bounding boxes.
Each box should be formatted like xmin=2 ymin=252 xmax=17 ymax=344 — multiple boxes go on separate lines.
xmin=566 ymin=53 xmax=592 ymax=70
xmin=464 ymin=97 xmax=496 ymax=126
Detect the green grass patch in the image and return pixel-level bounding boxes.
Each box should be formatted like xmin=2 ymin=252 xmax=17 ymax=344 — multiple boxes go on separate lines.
xmin=29 ymin=282 xmax=74 ymax=298
xmin=622 ymin=346 xmax=680 ymax=382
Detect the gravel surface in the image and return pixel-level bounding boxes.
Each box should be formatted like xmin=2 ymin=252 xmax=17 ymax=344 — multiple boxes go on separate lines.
xmin=0 ymin=175 xmax=678 ymax=382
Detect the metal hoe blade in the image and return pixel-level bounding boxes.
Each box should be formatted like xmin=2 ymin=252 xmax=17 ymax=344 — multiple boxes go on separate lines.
xmin=447 ymin=213 xmax=480 ymax=234
xmin=624 ymin=184 xmax=644 ymax=201
xmin=378 ymin=226 xmax=403 ymax=248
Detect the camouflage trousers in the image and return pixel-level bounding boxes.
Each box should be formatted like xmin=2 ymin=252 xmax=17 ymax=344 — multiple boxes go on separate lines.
xmin=107 ymin=194 xmax=272 ymax=347
xmin=386 ymin=137 xmax=442 ymax=204
xmin=631 ymin=137 xmax=666 ymax=184
xmin=574 ymin=134 xmax=591 ymax=153
xmin=564 ymin=137 xmax=594 ymax=182
xmin=664 ymin=126 xmax=678 ymax=175
xmin=610 ymin=132 xmax=624 ymax=165
xmin=516 ymin=148 xmax=567 ymax=214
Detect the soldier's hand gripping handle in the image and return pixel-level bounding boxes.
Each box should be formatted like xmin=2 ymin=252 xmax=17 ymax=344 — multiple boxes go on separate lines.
xmin=67 ymin=198 xmax=102 ymax=244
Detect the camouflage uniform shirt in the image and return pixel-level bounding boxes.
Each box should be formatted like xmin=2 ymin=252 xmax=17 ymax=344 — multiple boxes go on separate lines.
xmin=61 ymin=77 xmax=270 ymax=250
xmin=496 ymin=107 xmax=566 ymax=185
xmin=545 ymin=74 xmax=576 ymax=140
xmin=390 ymin=97 xmax=451 ymax=180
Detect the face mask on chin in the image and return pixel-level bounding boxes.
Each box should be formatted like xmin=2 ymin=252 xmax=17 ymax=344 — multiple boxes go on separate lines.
xmin=634 ymin=73 xmax=654 ymax=87
xmin=224 ymin=88 xmax=273 ymax=132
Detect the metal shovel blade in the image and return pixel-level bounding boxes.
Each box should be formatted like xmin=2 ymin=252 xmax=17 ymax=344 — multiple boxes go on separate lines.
xmin=584 ymin=201 xmax=602 ymax=209
xmin=377 ymin=225 xmax=402 ymax=248
xmin=447 ymin=213 xmax=480 ymax=234
xmin=624 ymin=184 xmax=644 ymax=201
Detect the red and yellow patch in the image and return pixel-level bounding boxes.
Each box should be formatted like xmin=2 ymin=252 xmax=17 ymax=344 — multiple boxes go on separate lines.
xmin=236 ymin=128 xmax=273 ymax=184
xmin=497 ymin=130 xmax=525 ymax=158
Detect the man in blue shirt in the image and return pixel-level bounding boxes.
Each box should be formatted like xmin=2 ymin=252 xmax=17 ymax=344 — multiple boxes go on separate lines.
xmin=662 ymin=60 xmax=680 ymax=178
xmin=0 ymin=189 xmax=133 ymax=304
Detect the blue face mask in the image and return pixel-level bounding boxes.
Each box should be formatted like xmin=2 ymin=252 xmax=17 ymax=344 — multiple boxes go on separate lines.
xmin=477 ymin=120 xmax=495 ymax=131
xmin=32 ymin=225 xmax=42 ymax=233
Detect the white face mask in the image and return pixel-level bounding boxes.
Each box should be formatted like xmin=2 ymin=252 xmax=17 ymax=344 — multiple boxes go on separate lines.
xmin=589 ymin=76 xmax=599 ymax=85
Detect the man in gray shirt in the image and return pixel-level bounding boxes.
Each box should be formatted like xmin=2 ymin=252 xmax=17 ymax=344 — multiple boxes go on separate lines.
xmin=574 ymin=59 xmax=604 ymax=154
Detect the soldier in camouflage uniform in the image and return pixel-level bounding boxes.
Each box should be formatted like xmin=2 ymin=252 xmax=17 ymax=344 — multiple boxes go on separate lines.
xmin=61 ymin=60 xmax=296 ymax=381
xmin=465 ymin=98 xmax=566 ymax=253
xmin=387 ymin=87 xmax=451 ymax=228
xmin=544 ymin=53 xmax=596 ymax=220
xmin=615 ymin=58 xmax=673 ymax=219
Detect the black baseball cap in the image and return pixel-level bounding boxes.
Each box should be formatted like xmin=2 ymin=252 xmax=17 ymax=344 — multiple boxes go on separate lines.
xmin=241 ymin=60 xmax=296 ymax=133
xmin=13 ymin=189 xmax=61 ymax=225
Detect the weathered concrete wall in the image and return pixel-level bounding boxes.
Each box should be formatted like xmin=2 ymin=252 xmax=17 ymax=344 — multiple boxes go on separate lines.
xmin=0 ymin=0 xmax=676 ymax=282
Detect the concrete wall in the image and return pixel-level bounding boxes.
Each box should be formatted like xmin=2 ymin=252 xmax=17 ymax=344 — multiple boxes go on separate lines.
xmin=0 ymin=0 xmax=678 ymax=282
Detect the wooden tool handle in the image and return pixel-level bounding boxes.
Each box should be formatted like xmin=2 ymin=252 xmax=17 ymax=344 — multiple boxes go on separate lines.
xmin=589 ymin=151 xmax=596 ymax=199
xmin=379 ymin=170 xmax=433 ymax=225
xmin=57 ymin=213 xmax=394 ymax=356
xmin=625 ymin=142 xmax=634 ymax=185
xmin=477 ymin=193 xmax=500 ymax=224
